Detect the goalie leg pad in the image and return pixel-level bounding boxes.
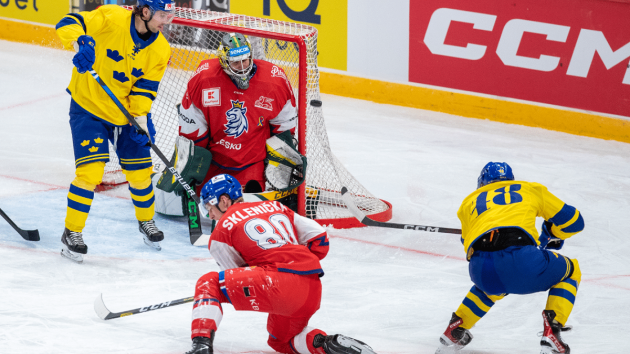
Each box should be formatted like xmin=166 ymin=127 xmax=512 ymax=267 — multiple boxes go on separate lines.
xmin=265 ymin=131 xmax=307 ymax=192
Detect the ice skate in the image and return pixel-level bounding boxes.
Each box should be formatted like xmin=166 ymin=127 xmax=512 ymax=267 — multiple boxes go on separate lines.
xmin=314 ymin=333 xmax=377 ymax=354
xmin=139 ymin=219 xmax=163 ymax=251
xmin=60 ymin=228 xmax=86 ymax=263
xmin=435 ymin=313 xmax=473 ymax=353
xmin=540 ymin=310 xmax=571 ymax=354
xmin=185 ymin=334 xmax=214 ymax=354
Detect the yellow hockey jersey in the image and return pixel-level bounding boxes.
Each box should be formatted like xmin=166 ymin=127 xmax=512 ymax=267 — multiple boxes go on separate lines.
xmin=457 ymin=180 xmax=584 ymax=256
xmin=56 ymin=5 xmax=171 ymax=126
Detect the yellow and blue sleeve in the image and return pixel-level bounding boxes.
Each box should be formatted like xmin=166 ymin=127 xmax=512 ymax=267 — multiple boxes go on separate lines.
xmin=55 ymin=9 xmax=107 ymax=50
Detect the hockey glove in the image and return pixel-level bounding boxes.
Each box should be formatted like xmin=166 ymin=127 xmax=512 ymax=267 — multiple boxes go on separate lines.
xmin=129 ymin=114 xmax=156 ymax=148
xmin=539 ymin=220 xmax=565 ymax=250
xmin=72 ymin=35 xmax=95 ymax=74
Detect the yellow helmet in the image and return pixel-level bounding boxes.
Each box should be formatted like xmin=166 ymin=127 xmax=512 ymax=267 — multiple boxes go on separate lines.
xmin=217 ymin=32 xmax=254 ymax=90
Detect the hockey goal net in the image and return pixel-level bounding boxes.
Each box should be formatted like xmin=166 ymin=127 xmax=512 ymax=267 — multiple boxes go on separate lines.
xmin=102 ymin=6 xmax=391 ymax=228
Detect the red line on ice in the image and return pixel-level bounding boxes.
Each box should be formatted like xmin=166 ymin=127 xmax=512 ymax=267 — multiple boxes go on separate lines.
xmin=330 ymin=234 xmax=466 ymax=261
xmin=0 ymin=93 xmax=67 ymax=111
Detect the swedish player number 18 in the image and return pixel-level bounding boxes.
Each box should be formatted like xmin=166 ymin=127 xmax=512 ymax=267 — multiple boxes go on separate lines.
xmin=475 ymin=184 xmax=523 ymax=216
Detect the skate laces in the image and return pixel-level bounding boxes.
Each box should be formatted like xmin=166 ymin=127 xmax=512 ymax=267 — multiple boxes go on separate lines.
xmin=67 ymin=231 xmax=85 ymax=246
xmin=140 ymin=219 xmax=159 ymax=234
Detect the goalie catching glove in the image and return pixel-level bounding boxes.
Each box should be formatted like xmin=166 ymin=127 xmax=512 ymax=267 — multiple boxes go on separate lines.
xmin=156 ymin=136 xmax=212 ymax=196
xmin=265 ymin=131 xmax=307 ymax=192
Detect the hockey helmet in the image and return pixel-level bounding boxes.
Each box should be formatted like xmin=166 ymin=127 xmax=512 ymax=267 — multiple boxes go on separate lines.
xmin=137 ymin=0 xmax=175 ymax=23
xmin=477 ymin=162 xmax=514 ymax=189
xmin=137 ymin=0 xmax=174 ymax=12
xmin=201 ymin=174 xmax=243 ymax=206
xmin=217 ymin=33 xmax=255 ymax=90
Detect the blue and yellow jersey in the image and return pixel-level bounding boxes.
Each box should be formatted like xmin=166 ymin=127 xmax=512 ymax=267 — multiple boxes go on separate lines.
xmin=56 ymin=5 xmax=171 ymax=126
xmin=457 ymin=181 xmax=584 ymax=255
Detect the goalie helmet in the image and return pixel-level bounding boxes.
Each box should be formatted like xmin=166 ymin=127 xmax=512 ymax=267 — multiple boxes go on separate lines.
xmin=201 ymin=174 xmax=243 ymax=206
xmin=477 ymin=162 xmax=514 ymax=189
xmin=217 ymin=33 xmax=254 ymax=90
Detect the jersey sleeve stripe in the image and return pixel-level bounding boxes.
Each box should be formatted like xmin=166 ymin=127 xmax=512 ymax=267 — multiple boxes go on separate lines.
xmin=560 ymin=214 xmax=584 ymax=233
xmin=548 ymin=204 xmax=577 ymax=226
xmin=133 ymin=78 xmax=160 ymax=92
xmin=56 ymin=16 xmax=82 ymax=31
xmin=129 ymin=91 xmax=156 ymax=101
xmin=62 ymin=13 xmax=86 ymax=32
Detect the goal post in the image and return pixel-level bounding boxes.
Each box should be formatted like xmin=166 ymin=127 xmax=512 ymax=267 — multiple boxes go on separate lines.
xmin=104 ymin=6 xmax=392 ymax=228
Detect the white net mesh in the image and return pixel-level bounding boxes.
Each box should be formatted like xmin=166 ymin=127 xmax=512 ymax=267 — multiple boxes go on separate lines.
xmin=103 ymin=7 xmax=390 ymax=226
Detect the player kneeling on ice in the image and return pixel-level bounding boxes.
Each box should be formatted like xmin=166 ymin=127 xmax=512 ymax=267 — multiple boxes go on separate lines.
xmin=184 ymin=174 xmax=377 ymax=354
xmin=435 ymin=162 xmax=583 ymax=354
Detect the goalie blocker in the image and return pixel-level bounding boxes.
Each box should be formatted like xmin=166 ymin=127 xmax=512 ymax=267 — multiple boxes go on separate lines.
xmin=154 ymin=133 xmax=312 ymax=217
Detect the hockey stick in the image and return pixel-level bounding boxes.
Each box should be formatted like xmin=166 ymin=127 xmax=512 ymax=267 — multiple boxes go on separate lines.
xmin=87 ymin=69 xmax=207 ymax=245
xmin=0 ymin=208 xmax=40 ymax=241
xmin=340 ymin=187 xmax=462 ymax=235
xmin=94 ymin=293 xmax=194 ymax=320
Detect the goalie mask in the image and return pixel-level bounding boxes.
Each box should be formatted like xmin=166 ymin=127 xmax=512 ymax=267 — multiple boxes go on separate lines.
xmin=218 ymin=33 xmax=254 ymax=90
xmin=201 ymin=174 xmax=243 ymax=206
xmin=477 ymin=162 xmax=514 ymax=189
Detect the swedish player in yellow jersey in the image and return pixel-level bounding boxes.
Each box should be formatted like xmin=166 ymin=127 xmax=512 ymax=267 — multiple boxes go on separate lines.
xmin=55 ymin=0 xmax=174 ymax=263
xmin=436 ymin=162 xmax=584 ymax=354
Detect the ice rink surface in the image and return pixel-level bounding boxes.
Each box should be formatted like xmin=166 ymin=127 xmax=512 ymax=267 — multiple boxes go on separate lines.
xmin=1 ymin=40 xmax=629 ymax=354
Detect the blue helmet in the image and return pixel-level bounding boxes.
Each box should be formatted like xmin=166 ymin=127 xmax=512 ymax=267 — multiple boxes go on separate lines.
xmin=477 ymin=162 xmax=514 ymax=189
xmin=137 ymin=0 xmax=174 ymax=13
xmin=201 ymin=174 xmax=243 ymax=206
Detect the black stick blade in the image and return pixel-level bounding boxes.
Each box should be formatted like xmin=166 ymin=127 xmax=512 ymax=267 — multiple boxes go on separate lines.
xmin=0 ymin=208 xmax=40 ymax=241
xmin=23 ymin=229 xmax=40 ymax=241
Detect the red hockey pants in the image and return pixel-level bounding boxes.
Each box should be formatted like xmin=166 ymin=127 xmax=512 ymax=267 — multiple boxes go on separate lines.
xmin=191 ymin=266 xmax=327 ymax=354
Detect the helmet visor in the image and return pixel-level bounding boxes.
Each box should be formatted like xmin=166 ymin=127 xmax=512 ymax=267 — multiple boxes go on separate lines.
xmin=154 ymin=9 xmax=175 ymax=24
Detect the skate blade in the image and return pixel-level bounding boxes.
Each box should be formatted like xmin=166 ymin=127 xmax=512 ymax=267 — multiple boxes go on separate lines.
xmin=61 ymin=247 xmax=83 ymax=264
xmin=336 ymin=336 xmax=377 ymax=354
xmin=143 ymin=236 xmax=161 ymax=251
xmin=435 ymin=336 xmax=466 ymax=354
xmin=435 ymin=344 xmax=461 ymax=354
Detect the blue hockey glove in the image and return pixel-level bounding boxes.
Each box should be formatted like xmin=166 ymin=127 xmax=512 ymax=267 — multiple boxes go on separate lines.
xmin=72 ymin=35 xmax=95 ymax=74
xmin=539 ymin=221 xmax=565 ymax=250
xmin=129 ymin=114 xmax=156 ymax=148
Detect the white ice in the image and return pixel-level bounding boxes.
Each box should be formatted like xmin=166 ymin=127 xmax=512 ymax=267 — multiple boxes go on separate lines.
xmin=1 ymin=40 xmax=629 ymax=354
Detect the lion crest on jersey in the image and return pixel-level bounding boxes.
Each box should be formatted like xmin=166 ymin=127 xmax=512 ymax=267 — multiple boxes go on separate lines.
xmin=224 ymin=100 xmax=249 ymax=138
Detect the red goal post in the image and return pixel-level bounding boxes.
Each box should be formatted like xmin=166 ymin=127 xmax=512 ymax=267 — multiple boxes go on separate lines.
xmin=104 ymin=6 xmax=392 ymax=228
